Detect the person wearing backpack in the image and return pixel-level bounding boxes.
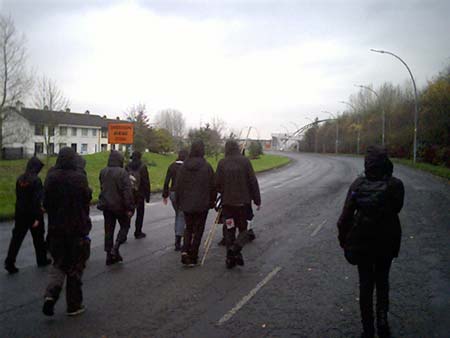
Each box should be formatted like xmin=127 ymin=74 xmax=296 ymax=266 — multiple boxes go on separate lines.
xmin=337 ymin=146 xmax=404 ymax=338
xmin=126 ymin=151 xmax=151 ymax=239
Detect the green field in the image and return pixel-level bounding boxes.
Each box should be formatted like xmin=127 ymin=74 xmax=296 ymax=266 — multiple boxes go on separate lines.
xmin=0 ymin=152 xmax=290 ymax=220
xmin=392 ymin=158 xmax=450 ymax=181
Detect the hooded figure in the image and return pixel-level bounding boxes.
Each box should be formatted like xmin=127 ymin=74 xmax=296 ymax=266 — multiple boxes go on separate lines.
xmin=125 ymin=151 xmax=151 ymax=238
xmin=175 ymin=140 xmax=216 ymax=265
xmin=215 ymin=140 xmax=261 ymax=269
xmin=162 ymin=149 xmax=188 ymax=250
xmin=4 ymin=157 xmax=50 ymax=274
xmin=42 ymin=147 xmax=92 ymax=317
xmin=337 ymin=145 xmax=404 ymax=338
xmin=98 ymin=150 xmax=135 ymax=265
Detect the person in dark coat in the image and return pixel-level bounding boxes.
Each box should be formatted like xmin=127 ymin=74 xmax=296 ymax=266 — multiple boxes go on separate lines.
xmin=98 ymin=150 xmax=135 ymax=265
xmin=163 ymin=149 xmax=188 ymax=251
xmin=42 ymin=147 xmax=92 ymax=316
xmin=4 ymin=157 xmax=51 ymax=274
xmin=125 ymin=151 xmax=151 ymax=239
xmin=337 ymin=146 xmax=404 ymax=338
xmin=175 ymin=141 xmax=216 ymax=266
xmin=215 ymin=140 xmax=261 ymax=269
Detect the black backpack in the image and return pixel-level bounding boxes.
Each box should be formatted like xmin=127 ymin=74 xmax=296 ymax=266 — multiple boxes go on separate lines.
xmin=353 ymin=177 xmax=389 ymax=221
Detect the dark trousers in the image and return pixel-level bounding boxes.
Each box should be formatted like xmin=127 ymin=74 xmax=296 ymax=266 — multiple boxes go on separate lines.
xmin=183 ymin=211 xmax=208 ymax=260
xmin=223 ymin=205 xmax=251 ymax=253
xmin=134 ymin=197 xmax=145 ymax=234
xmin=357 ymin=256 xmax=393 ymax=327
xmin=45 ymin=236 xmax=90 ymax=311
xmin=103 ymin=210 xmax=130 ymax=253
xmin=5 ymin=217 xmax=47 ymax=266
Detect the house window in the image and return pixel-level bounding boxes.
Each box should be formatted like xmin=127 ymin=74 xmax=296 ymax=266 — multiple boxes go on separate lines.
xmin=48 ymin=143 xmax=55 ymax=155
xmin=101 ymin=144 xmax=108 ymax=152
xmin=71 ymin=143 xmax=77 ymax=152
xmin=101 ymin=128 xmax=107 ymax=138
xmin=82 ymin=128 xmax=88 ymax=137
xmin=35 ymin=125 xmax=44 ymax=136
xmin=81 ymin=143 xmax=88 ymax=153
xmin=59 ymin=143 xmax=67 ymax=151
xmin=92 ymin=129 xmax=97 ymax=137
xmin=48 ymin=126 xmax=55 ymax=136
xmin=34 ymin=142 xmax=44 ymax=154
xmin=71 ymin=128 xmax=77 ymax=136
xmin=60 ymin=127 xmax=67 ymax=136
xmin=111 ymin=144 xmax=116 ymax=150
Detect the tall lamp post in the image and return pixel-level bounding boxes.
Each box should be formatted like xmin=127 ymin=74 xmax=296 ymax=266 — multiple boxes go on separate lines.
xmin=339 ymin=100 xmax=360 ymax=155
xmin=355 ymin=84 xmax=386 ymax=146
xmin=370 ymin=49 xmax=419 ymax=163
xmin=322 ymin=111 xmax=338 ymax=154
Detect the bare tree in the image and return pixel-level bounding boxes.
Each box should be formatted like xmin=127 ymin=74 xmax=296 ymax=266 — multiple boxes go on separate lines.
xmin=0 ymin=15 xmax=32 ymax=158
xmin=154 ymin=109 xmax=186 ymax=139
xmin=210 ymin=116 xmax=226 ymax=138
xmin=33 ymin=75 xmax=70 ymax=111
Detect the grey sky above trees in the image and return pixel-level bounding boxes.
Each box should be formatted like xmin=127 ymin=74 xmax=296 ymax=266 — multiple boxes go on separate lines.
xmin=1 ymin=0 xmax=449 ymax=138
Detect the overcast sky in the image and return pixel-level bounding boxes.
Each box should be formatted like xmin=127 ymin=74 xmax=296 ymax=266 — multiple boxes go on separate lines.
xmin=1 ymin=0 xmax=449 ymax=138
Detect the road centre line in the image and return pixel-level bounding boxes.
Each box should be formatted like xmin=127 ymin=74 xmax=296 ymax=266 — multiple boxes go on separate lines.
xmin=217 ymin=266 xmax=282 ymax=325
xmin=310 ymin=219 xmax=327 ymax=237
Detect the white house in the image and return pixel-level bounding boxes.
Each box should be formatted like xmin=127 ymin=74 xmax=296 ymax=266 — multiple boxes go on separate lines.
xmin=2 ymin=102 xmax=128 ymax=158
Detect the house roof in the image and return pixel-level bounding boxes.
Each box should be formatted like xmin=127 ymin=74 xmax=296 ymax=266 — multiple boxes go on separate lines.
xmin=12 ymin=107 xmax=125 ymax=128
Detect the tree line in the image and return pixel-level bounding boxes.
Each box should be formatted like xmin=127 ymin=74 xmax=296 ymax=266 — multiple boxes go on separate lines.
xmin=299 ymin=64 xmax=450 ymax=167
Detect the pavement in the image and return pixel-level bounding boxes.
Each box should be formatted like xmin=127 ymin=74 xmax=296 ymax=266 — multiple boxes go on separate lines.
xmin=1 ymin=152 xmax=449 ymax=337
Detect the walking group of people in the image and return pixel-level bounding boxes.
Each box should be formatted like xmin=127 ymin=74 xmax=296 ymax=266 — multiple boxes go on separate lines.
xmin=3 ymin=140 xmax=404 ymax=338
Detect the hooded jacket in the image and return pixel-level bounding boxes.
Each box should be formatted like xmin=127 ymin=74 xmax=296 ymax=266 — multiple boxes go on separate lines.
xmin=44 ymin=147 xmax=92 ymax=237
xmin=125 ymin=152 xmax=151 ymax=202
xmin=98 ymin=150 xmax=135 ymax=213
xmin=162 ymin=150 xmax=188 ymax=198
xmin=175 ymin=141 xmax=216 ymax=213
xmin=15 ymin=157 xmax=44 ymax=221
xmin=215 ymin=140 xmax=261 ymax=207
xmin=337 ymin=146 xmax=404 ymax=257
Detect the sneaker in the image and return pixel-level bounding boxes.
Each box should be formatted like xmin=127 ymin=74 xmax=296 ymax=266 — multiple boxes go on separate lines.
xmin=106 ymin=252 xmax=122 ymax=265
xmin=67 ymin=305 xmax=86 ymax=316
xmin=188 ymin=257 xmax=198 ymax=267
xmin=181 ymin=252 xmax=190 ymax=265
xmin=42 ymin=297 xmax=55 ymax=316
xmin=4 ymin=263 xmax=19 ymax=274
xmin=134 ymin=232 xmax=146 ymax=239
xmin=235 ymin=252 xmax=244 ymax=266
xmin=37 ymin=258 xmax=52 ymax=267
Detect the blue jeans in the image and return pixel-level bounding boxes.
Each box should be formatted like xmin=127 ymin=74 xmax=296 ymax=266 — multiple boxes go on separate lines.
xmin=169 ymin=192 xmax=185 ymax=236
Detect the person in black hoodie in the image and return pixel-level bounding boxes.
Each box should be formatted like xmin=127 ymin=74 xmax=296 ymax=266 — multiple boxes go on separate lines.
xmin=162 ymin=149 xmax=188 ymax=251
xmin=4 ymin=157 xmax=51 ymax=274
xmin=42 ymin=147 xmax=92 ymax=316
xmin=216 ymin=140 xmax=261 ymax=269
xmin=98 ymin=150 xmax=135 ymax=265
xmin=175 ymin=141 xmax=216 ymax=266
xmin=125 ymin=151 xmax=151 ymax=239
xmin=337 ymin=146 xmax=404 ymax=338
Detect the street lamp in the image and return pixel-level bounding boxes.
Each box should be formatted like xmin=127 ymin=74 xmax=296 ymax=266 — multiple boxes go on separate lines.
xmin=322 ymin=111 xmax=339 ymax=154
xmin=339 ymin=100 xmax=361 ymax=155
xmin=355 ymin=84 xmax=386 ymax=146
xmin=370 ymin=48 xmax=419 ymax=163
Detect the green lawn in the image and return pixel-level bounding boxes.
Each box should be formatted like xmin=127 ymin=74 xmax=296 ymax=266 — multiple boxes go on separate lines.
xmin=0 ymin=152 xmax=290 ymax=220
xmin=392 ymin=158 xmax=450 ymax=181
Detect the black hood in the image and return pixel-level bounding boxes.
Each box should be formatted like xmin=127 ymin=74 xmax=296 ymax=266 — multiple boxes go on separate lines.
xmin=184 ymin=157 xmax=206 ymax=171
xmin=25 ymin=157 xmax=44 ymax=175
xmin=76 ymin=155 xmax=86 ymax=170
xmin=189 ymin=140 xmax=205 ymax=158
xmin=364 ymin=146 xmax=392 ymax=180
xmin=128 ymin=151 xmax=142 ymax=170
xmin=108 ymin=150 xmax=124 ymax=167
xmin=177 ymin=149 xmax=188 ymax=161
xmin=225 ymin=140 xmax=240 ymax=157
xmin=55 ymin=147 xmax=77 ymax=170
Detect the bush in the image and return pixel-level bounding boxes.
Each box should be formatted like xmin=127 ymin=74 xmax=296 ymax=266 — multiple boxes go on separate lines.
xmin=248 ymin=141 xmax=263 ymax=159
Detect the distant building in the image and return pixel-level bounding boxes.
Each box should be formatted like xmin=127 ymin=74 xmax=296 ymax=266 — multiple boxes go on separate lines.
xmin=1 ymin=102 xmax=128 ymax=158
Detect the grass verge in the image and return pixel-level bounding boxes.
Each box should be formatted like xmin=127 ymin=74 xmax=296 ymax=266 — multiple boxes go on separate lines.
xmin=392 ymin=158 xmax=450 ymax=181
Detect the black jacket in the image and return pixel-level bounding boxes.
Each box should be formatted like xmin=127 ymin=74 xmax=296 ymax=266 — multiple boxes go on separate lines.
xmin=15 ymin=157 xmax=44 ymax=222
xmin=44 ymin=148 xmax=92 ymax=237
xmin=216 ymin=141 xmax=261 ymax=207
xmin=126 ymin=159 xmax=151 ymax=202
xmin=98 ymin=151 xmax=135 ymax=214
xmin=337 ymin=146 xmax=405 ymax=257
xmin=175 ymin=157 xmax=216 ymax=213
xmin=162 ymin=160 xmax=184 ymax=198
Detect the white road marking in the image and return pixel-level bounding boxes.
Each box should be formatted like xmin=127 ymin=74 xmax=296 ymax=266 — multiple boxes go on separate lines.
xmin=217 ymin=266 xmax=282 ymax=325
xmin=311 ymin=219 xmax=327 ymax=237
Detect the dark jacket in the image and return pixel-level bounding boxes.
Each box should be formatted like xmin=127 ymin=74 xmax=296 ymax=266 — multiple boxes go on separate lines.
xmin=15 ymin=157 xmax=44 ymax=222
xmin=162 ymin=161 xmax=184 ymax=198
xmin=98 ymin=150 xmax=135 ymax=214
xmin=216 ymin=141 xmax=261 ymax=207
xmin=44 ymin=147 xmax=92 ymax=237
xmin=125 ymin=158 xmax=151 ymax=202
xmin=337 ymin=146 xmax=405 ymax=257
xmin=175 ymin=142 xmax=216 ymax=213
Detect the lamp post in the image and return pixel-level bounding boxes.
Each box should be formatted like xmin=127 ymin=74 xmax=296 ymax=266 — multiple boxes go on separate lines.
xmin=339 ymin=100 xmax=360 ymax=155
xmin=370 ymin=49 xmax=419 ymax=163
xmin=355 ymin=84 xmax=386 ymax=146
xmin=322 ymin=111 xmax=338 ymax=154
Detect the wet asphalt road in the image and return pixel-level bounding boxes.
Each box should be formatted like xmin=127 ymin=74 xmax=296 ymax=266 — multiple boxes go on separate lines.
xmin=1 ymin=152 xmax=449 ymax=338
